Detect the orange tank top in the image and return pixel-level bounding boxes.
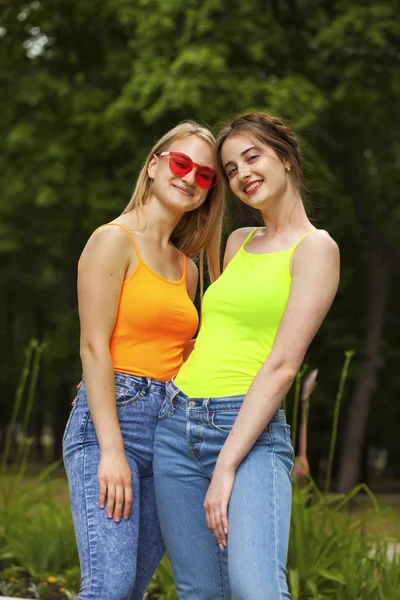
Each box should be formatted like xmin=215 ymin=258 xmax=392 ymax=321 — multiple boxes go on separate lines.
xmin=95 ymin=224 xmax=199 ymax=382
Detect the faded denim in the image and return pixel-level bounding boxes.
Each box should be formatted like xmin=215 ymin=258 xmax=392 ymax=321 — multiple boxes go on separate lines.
xmin=153 ymin=379 xmax=294 ymax=600
xmin=63 ymin=373 xmax=165 ymax=600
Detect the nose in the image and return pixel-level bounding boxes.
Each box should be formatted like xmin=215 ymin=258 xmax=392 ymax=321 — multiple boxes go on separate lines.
xmin=236 ymin=163 xmax=251 ymax=182
xmin=181 ymin=168 xmax=196 ymax=187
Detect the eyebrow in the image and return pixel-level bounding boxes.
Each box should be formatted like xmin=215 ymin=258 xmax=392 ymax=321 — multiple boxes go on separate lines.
xmin=223 ymin=146 xmax=259 ymax=169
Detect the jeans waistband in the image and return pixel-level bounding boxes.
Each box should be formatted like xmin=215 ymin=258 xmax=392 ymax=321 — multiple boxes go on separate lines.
xmin=114 ymin=371 xmax=166 ymax=393
xmin=166 ymin=379 xmax=283 ymax=417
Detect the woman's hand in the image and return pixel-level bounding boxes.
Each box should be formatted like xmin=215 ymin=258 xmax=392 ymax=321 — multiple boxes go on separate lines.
xmin=204 ymin=464 xmax=236 ymax=549
xmin=72 ymin=380 xmax=83 ymax=406
xmin=98 ymin=448 xmax=133 ymax=522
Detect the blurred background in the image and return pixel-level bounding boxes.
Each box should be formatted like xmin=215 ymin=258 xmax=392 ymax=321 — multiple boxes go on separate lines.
xmin=1 ymin=0 xmax=400 ymax=500
xmin=1 ymin=2 xmax=400 ymax=597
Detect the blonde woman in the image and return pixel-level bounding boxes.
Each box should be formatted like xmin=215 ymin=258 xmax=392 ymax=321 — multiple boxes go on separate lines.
xmin=62 ymin=122 xmax=224 ymax=600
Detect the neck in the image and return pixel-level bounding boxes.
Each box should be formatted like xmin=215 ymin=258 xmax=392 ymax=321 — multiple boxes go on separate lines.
xmin=127 ymin=196 xmax=184 ymax=247
xmin=259 ymin=187 xmax=310 ymax=235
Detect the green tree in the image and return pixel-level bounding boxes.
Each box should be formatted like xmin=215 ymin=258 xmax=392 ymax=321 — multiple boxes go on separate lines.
xmin=1 ymin=0 xmax=399 ymax=490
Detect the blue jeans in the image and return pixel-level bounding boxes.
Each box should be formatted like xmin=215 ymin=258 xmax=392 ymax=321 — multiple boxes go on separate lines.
xmin=153 ymin=380 xmax=294 ymax=600
xmin=63 ymin=373 xmax=166 ymax=600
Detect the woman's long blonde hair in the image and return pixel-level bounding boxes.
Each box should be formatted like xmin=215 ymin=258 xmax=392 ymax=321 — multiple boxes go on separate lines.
xmin=122 ymin=122 xmax=224 ymax=284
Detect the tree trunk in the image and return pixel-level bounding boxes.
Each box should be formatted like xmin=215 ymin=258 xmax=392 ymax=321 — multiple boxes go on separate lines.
xmin=337 ymin=244 xmax=391 ymax=493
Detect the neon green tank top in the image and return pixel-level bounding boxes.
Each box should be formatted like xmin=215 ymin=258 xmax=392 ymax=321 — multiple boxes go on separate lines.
xmin=175 ymin=228 xmax=315 ymax=397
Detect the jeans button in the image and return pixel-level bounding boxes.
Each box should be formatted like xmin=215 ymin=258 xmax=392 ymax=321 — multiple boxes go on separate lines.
xmin=189 ymin=400 xmax=196 ymax=408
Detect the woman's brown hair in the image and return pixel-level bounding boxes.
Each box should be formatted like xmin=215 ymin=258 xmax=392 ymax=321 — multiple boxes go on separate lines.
xmin=215 ymin=112 xmax=305 ymax=197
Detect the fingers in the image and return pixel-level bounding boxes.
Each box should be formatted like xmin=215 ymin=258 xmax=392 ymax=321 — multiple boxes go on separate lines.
xmin=72 ymin=380 xmax=83 ymax=405
xmin=113 ymin=481 xmax=124 ymax=522
xmin=99 ymin=479 xmax=107 ymax=510
xmin=98 ymin=477 xmax=133 ymax=522
xmin=123 ymin=482 xmax=133 ymax=520
xmin=106 ymin=483 xmax=116 ymax=519
xmin=204 ymin=502 xmax=229 ymax=549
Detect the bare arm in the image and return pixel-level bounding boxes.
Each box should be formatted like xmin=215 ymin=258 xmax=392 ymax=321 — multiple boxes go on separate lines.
xmin=78 ymin=226 xmax=136 ymax=521
xmin=204 ymin=230 xmax=340 ymax=544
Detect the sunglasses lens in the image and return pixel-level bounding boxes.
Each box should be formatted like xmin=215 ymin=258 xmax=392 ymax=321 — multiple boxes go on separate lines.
xmin=167 ymin=152 xmax=217 ymax=190
xmin=196 ymin=167 xmax=217 ymax=189
xmin=169 ymin=153 xmax=192 ymax=176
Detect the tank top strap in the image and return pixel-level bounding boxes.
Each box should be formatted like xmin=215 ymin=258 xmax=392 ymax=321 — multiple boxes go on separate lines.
xmin=290 ymin=229 xmax=318 ymax=253
xmin=98 ymin=223 xmax=142 ymax=260
xmin=240 ymin=227 xmax=259 ymax=250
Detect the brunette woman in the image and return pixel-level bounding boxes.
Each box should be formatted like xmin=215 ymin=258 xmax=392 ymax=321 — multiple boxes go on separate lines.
xmin=153 ymin=113 xmax=339 ymax=600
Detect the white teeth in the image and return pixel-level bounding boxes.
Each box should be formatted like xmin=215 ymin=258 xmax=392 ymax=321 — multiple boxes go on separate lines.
xmin=245 ymin=181 xmax=261 ymax=193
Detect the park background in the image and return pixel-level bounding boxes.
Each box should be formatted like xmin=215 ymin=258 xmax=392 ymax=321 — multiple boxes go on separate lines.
xmin=1 ymin=0 xmax=400 ymax=598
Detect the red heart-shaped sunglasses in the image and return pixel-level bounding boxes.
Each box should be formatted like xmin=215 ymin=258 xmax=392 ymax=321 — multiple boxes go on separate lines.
xmin=158 ymin=152 xmax=219 ymax=190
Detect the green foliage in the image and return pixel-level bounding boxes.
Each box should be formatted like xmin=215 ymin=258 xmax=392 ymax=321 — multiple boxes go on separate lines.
xmin=324 ymin=350 xmax=354 ymax=493
xmin=146 ymin=554 xmax=178 ymax=600
xmin=1 ymin=0 xmax=400 ymax=499
xmin=3 ymin=503 xmax=78 ymax=576
xmin=288 ymin=483 xmax=400 ymax=599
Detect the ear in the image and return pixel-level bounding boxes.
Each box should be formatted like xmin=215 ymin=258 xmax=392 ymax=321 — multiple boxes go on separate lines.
xmin=284 ymin=161 xmax=292 ymax=172
xmin=147 ymin=155 xmax=158 ymax=180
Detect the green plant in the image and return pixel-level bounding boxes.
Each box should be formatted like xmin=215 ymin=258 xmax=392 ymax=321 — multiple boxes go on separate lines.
xmin=288 ymin=479 xmax=400 ymax=599
xmin=146 ymin=554 xmax=178 ymax=600
xmin=3 ymin=502 xmax=78 ymax=576
xmin=0 ymin=341 xmax=78 ymax=583
xmin=324 ymin=350 xmax=355 ymax=493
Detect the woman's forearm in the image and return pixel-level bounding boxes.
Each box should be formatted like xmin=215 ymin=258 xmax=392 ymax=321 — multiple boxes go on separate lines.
xmin=81 ymin=344 xmax=124 ymax=452
xmin=216 ymin=361 xmax=296 ymax=471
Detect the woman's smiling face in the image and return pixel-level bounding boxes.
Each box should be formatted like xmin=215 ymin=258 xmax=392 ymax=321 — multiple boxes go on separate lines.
xmin=149 ymin=135 xmax=215 ymax=214
xmin=221 ymin=134 xmax=291 ymax=209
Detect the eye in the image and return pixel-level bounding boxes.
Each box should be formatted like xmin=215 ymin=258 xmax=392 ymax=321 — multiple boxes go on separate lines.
xmin=247 ymin=154 xmax=260 ymax=163
xmin=226 ymin=166 xmax=237 ymax=178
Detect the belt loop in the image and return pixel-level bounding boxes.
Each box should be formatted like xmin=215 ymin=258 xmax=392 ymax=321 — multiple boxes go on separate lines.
xmin=168 ymin=382 xmax=180 ymax=403
xmin=203 ymin=398 xmax=211 ymax=425
xmin=171 ymin=387 xmax=180 ymax=403
xmin=141 ymin=377 xmax=151 ymax=395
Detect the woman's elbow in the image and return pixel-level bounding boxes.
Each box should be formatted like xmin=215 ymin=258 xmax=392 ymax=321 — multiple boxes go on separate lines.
xmin=265 ymin=358 xmax=299 ymax=387
xmin=79 ymin=337 xmax=109 ymax=363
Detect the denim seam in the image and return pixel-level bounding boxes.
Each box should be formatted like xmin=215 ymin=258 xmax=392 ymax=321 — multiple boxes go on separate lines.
xmin=209 ymin=412 xmax=230 ymax=435
xmin=272 ymin=437 xmax=284 ymax=600
xmin=187 ymin=445 xmax=209 ymax=476
xmin=79 ymin=408 xmax=91 ymax=443
xmin=62 ymin=403 xmax=78 ymax=446
xmin=82 ymin=442 xmax=101 ymax=598
xmin=116 ymin=382 xmax=150 ymax=408
xmin=215 ymin=538 xmax=227 ymax=599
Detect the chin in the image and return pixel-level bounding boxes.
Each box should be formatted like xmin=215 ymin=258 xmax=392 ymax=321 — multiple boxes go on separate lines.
xmin=242 ymin=194 xmax=269 ymax=209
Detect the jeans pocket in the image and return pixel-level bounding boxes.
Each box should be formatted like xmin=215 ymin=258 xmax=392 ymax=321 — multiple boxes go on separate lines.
xmin=284 ymin=424 xmax=295 ymax=463
xmin=115 ymin=385 xmax=143 ymax=407
xmin=158 ymin=397 xmax=174 ymax=420
xmin=209 ymin=409 xmax=238 ymax=434
xmin=270 ymin=420 xmax=294 ymax=462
